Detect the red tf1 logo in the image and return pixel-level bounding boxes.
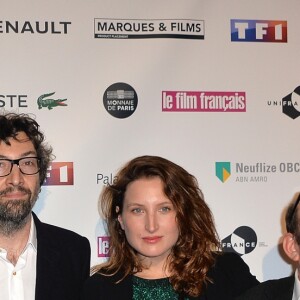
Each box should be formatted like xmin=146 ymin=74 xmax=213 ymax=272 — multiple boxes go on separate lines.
xmin=98 ymin=236 xmax=110 ymax=257
xmin=231 ymin=19 xmax=287 ymax=43
xmin=43 ymin=162 xmax=74 ymax=186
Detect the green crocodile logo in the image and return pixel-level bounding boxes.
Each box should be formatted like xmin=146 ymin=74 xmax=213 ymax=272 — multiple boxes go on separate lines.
xmin=37 ymin=92 xmax=67 ymax=110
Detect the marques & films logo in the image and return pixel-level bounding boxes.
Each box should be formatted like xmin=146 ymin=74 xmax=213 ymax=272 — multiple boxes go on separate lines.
xmin=94 ymin=18 xmax=204 ymax=39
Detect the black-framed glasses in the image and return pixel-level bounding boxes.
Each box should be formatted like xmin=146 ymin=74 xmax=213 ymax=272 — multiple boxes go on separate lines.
xmin=0 ymin=157 xmax=41 ymax=177
xmin=289 ymin=193 xmax=300 ymax=225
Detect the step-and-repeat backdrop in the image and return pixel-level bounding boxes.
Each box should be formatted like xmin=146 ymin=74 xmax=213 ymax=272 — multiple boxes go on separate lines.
xmin=2 ymin=0 xmax=300 ymax=281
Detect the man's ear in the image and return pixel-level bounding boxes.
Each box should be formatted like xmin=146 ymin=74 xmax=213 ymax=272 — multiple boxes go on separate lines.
xmin=116 ymin=206 xmax=124 ymax=230
xmin=282 ymin=233 xmax=300 ymax=262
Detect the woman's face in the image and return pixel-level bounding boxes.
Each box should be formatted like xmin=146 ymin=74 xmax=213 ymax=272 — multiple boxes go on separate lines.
xmin=118 ymin=177 xmax=179 ymax=266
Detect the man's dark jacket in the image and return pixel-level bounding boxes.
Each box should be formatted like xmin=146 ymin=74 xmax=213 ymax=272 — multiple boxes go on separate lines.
xmin=236 ymin=275 xmax=294 ymax=300
xmin=33 ymin=212 xmax=91 ymax=300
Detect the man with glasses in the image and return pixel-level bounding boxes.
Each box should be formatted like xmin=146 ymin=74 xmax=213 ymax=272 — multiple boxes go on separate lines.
xmin=236 ymin=194 xmax=300 ymax=300
xmin=0 ymin=113 xmax=90 ymax=300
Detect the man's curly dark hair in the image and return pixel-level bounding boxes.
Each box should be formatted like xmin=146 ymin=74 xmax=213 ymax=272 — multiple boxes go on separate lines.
xmin=0 ymin=112 xmax=54 ymax=185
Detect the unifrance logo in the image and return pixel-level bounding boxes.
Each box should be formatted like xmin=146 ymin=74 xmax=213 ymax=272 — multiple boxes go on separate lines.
xmin=266 ymin=85 xmax=300 ymax=119
xmin=98 ymin=236 xmax=110 ymax=257
xmin=222 ymin=226 xmax=257 ymax=256
xmin=94 ymin=19 xmax=204 ymax=39
xmin=215 ymin=162 xmax=231 ymax=183
xmin=162 ymin=91 xmax=246 ymax=112
xmin=231 ymin=19 xmax=287 ymax=43
xmin=43 ymin=162 xmax=74 ymax=186
xmin=282 ymin=86 xmax=300 ymax=119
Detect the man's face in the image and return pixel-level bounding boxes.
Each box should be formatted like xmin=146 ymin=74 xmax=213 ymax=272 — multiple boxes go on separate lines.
xmin=0 ymin=131 xmax=40 ymax=235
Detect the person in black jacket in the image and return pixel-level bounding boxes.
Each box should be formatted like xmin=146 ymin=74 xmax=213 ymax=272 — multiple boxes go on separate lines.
xmin=236 ymin=193 xmax=300 ymax=300
xmin=0 ymin=113 xmax=90 ymax=300
xmin=82 ymin=155 xmax=258 ymax=299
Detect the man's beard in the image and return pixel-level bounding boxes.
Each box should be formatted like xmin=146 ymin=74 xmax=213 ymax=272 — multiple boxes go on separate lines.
xmin=0 ymin=186 xmax=38 ymax=236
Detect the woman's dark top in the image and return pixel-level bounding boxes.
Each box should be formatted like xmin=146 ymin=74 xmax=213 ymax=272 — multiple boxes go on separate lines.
xmin=81 ymin=252 xmax=259 ymax=300
xmin=132 ymin=276 xmax=188 ymax=299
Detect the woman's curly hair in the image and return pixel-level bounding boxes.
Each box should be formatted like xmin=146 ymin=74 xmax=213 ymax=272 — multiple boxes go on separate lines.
xmin=0 ymin=112 xmax=53 ymax=185
xmin=93 ymin=155 xmax=221 ymax=297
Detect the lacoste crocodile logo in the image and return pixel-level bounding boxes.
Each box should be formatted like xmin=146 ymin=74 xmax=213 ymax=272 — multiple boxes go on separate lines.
xmin=37 ymin=92 xmax=67 ymax=110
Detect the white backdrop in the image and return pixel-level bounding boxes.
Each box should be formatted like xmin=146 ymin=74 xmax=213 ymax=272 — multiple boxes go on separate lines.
xmin=1 ymin=0 xmax=300 ymax=282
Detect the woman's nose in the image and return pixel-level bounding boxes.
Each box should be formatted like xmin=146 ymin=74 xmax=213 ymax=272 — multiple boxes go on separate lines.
xmin=145 ymin=213 xmax=159 ymax=233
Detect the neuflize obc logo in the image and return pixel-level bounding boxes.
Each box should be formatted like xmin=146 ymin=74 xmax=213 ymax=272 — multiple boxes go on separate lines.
xmin=231 ymin=19 xmax=287 ymax=42
xmin=215 ymin=162 xmax=231 ymax=183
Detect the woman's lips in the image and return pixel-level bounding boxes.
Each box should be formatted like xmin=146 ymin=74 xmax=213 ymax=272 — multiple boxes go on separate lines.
xmin=142 ymin=236 xmax=162 ymax=243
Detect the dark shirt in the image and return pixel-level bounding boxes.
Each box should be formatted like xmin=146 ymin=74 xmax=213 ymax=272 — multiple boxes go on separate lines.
xmin=81 ymin=252 xmax=259 ymax=300
xmin=235 ymin=276 xmax=294 ymax=300
xmin=132 ymin=276 xmax=186 ymax=299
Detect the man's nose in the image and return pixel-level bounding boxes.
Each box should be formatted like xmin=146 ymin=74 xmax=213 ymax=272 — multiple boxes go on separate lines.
xmin=6 ymin=164 xmax=24 ymax=186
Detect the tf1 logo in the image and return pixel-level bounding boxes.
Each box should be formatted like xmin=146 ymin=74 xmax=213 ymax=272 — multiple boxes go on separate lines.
xmin=231 ymin=19 xmax=287 ymax=42
xmin=43 ymin=162 xmax=74 ymax=186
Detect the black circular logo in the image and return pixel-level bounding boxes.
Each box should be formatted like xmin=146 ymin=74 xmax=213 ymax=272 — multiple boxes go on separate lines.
xmin=282 ymin=86 xmax=300 ymax=119
xmin=222 ymin=226 xmax=257 ymax=256
xmin=103 ymin=82 xmax=138 ymax=119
